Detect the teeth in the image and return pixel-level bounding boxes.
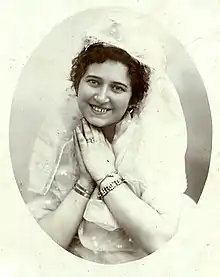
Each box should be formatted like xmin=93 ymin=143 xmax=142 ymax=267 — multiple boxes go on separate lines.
xmin=91 ymin=105 xmax=108 ymax=113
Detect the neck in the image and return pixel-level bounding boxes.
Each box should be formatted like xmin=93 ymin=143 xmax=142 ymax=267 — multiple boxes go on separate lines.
xmin=101 ymin=124 xmax=116 ymax=143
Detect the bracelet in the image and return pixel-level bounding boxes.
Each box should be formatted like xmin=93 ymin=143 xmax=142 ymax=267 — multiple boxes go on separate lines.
xmin=72 ymin=182 xmax=92 ymax=199
xmin=97 ymin=171 xmax=118 ymax=186
xmin=98 ymin=175 xmax=125 ymax=198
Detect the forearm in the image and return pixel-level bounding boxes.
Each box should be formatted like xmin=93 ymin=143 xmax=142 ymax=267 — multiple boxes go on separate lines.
xmin=38 ymin=178 xmax=92 ymax=249
xmin=102 ymin=182 xmax=179 ymax=254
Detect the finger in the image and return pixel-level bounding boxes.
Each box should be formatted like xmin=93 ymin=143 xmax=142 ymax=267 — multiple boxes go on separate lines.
xmin=82 ymin=118 xmax=93 ymax=140
xmin=74 ymin=130 xmax=81 ymax=152
xmin=79 ymin=119 xmax=85 ymax=137
xmin=89 ymin=124 xmax=105 ymax=141
xmin=75 ymin=126 xmax=87 ymax=147
xmin=73 ymin=131 xmax=81 ymax=158
xmin=74 ymin=131 xmax=87 ymax=170
xmin=90 ymin=124 xmax=100 ymax=142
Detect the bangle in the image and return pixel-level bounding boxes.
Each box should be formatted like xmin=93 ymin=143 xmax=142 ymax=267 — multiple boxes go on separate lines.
xmin=98 ymin=175 xmax=125 ymax=199
xmin=72 ymin=182 xmax=92 ymax=199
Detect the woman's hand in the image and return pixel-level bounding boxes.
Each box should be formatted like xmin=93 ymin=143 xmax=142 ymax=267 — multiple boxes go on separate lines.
xmin=74 ymin=130 xmax=95 ymax=192
xmin=75 ymin=118 xmax=116 ymax=184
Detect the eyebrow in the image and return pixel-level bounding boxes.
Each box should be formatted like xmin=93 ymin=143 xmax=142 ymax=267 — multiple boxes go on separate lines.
xmin=86 ymin=75 xmax=129 ymax=89
xmin=86 ymin=75 xmax=101 ymax=80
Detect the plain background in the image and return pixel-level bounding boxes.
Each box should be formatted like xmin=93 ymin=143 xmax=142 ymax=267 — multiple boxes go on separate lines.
xmin=1 ymin=1 xmax=220 ymax=276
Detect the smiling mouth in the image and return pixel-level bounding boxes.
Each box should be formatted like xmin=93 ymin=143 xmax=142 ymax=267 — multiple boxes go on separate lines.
xmin=90 ymin=104 xmax=111 ymax=114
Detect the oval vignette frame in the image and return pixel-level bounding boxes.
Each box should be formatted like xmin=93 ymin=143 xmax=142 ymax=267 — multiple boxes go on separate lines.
xmin=9 ymin=5 xmax=213 ymax=269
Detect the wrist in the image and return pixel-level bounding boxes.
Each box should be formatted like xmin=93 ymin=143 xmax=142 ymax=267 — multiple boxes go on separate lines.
xmin=78 ymin=177 xmax=95 ymax=194
xmin=99 ymin=172 xmax=119 ymax=188
xmin=98 ymin=173 xmax=125 ymax=199
xmin=96 ymin=170 xmax=117 ymax=186
xmin=72 ymin=182 xmax=92 ymax=199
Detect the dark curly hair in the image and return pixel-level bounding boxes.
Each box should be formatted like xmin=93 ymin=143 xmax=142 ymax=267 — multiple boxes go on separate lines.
xmin=69 ymin=42 xmax=151 ymax=112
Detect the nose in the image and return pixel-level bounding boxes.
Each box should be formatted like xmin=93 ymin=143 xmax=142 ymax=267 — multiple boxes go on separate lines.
xmin=94 ymin=85 xmax=110 ymax=104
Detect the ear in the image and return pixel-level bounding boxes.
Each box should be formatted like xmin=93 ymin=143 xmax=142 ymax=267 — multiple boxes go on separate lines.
xmin=73 ymin=87 xmax=78 ymax=97
xmin=128 ymin=103 xmax=138 ymax=114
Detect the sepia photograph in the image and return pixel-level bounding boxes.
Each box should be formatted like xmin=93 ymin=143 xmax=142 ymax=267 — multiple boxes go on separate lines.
xmin=9 ymin=7 xmax=212 ymax=265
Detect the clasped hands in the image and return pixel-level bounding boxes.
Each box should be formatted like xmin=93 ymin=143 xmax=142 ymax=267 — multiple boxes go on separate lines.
xmin=74 ymin=118 xmax=116 ymax=191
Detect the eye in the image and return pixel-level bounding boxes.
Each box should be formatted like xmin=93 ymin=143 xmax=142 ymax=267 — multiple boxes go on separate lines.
xmin=111 ymin=84 xmax=126 ymax=93
xmin=87 ymin=79 xmax=100 ymax=87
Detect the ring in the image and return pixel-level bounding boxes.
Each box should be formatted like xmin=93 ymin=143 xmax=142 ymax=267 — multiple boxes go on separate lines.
xmin=86 ymin=138 xmax=95 ymax=143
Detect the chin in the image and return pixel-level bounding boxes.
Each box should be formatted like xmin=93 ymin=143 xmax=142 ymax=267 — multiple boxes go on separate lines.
xmin=85 ymin=117 xmax=109 ymax=128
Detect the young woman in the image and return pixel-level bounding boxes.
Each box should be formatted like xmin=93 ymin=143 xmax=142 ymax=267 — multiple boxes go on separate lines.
xmin=27 ymin=41 xmax=196 ymax=264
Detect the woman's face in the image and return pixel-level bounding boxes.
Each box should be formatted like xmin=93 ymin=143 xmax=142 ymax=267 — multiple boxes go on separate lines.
xmin=77 ymin=60 xmax=132 ymax=127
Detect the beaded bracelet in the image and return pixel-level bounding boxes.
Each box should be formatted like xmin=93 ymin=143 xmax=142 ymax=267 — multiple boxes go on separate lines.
xmin=98 ymin=175 xmax=125 ymax=199
xmin=72 ymin=182 xmax=92 ymax=199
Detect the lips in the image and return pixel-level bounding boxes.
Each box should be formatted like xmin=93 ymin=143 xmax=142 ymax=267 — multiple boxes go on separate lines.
xmin=89 ymin=104 xmax=111 ymax=114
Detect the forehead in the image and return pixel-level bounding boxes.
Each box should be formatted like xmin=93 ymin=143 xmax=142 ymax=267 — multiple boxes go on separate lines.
xmin=84 ymin=60 xmax=130 ymax=84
